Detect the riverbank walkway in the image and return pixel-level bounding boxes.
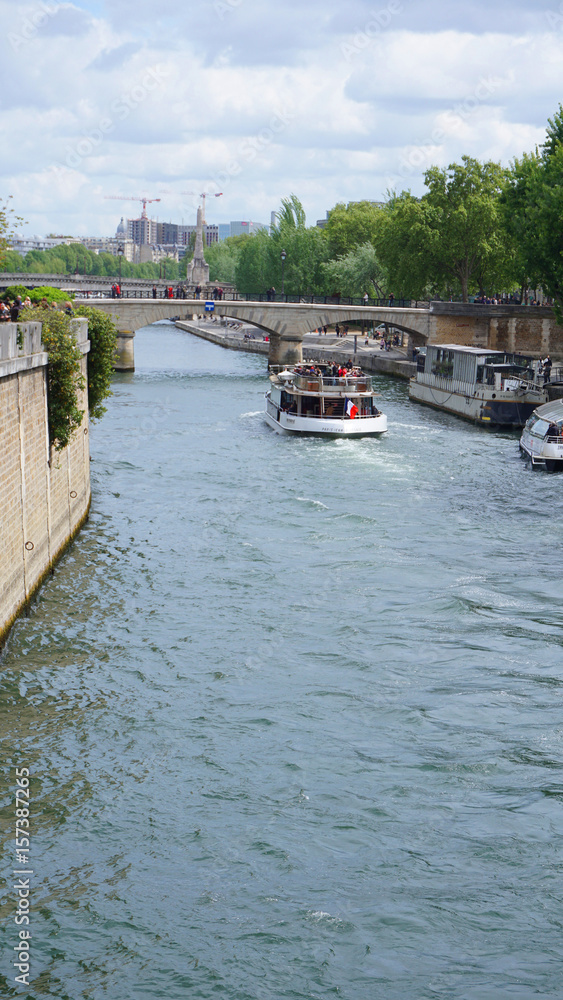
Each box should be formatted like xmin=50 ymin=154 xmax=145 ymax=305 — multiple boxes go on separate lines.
xmin=175 ymin=317 xmax=417 ymax=380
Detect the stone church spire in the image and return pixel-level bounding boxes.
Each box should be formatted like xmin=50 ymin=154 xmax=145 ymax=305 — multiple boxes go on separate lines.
xmin=186 ymin=204 xmax=209 ymax=286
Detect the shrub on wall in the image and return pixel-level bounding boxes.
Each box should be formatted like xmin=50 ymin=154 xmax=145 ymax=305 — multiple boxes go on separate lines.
xmin=2 ymin=284 xmax=72 ymax=303
xmin=73 ymin=306 xmax=117 ymax=420
xmin=20 ymin=306 xmax=84 ymax=450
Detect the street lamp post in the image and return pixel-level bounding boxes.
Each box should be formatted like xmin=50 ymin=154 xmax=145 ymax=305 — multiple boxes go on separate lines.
xmin=118 ymin=244 xmax=124 ymax=291
xmin=280 ymin=249 xmax=286 ymax=297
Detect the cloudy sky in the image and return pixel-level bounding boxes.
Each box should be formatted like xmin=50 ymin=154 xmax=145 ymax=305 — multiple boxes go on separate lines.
xmin=3 ymin=0 xmax=562 ymax=237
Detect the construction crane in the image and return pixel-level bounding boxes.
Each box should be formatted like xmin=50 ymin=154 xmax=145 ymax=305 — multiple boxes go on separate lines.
xmin=105 ymin=195 xmax=162 ymax=219
xmin=180 ymin=191 xmax=223 ymax=223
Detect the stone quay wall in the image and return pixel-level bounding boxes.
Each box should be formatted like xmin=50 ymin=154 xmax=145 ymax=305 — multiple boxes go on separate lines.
xmin=0 ymin=319 xmax=91 ymax=648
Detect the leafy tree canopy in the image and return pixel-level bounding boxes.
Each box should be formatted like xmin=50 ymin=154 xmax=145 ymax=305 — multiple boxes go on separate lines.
xmin=0 ymin=197 xmax=24 ymax=269
xmin=322 ymin=242 xmax=386 ymax=298
xmin=375 ymin=157 xmax=513 ymax=301
xmin=236 ymin=195 xmax=330 ymax=296
xmin=324 ymin=200 xmax=383 ymax=259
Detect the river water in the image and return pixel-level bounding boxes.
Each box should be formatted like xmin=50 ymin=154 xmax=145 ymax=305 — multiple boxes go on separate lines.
xmin=1 ymin=324 xmax=562 ymax=999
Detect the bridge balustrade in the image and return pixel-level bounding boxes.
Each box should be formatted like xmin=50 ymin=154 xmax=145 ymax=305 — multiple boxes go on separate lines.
xmin=75 ymin=289 xmax=416 ymax=306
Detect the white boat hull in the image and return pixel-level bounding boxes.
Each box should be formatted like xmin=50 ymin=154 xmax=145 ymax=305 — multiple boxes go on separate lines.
xmin=264 ymin=408 xmax=387 ymax=437
xmin=520 ymin=429 xmax=563 ymax=467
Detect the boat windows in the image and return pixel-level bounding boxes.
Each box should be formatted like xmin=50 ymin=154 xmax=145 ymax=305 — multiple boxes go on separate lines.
xmin=302 ymin=395 xmax=321 ymax=417
xmin=324 ymin=398 xmax=344 ymax=417
xmin=530 ymin=418 xmax=552 ymax=438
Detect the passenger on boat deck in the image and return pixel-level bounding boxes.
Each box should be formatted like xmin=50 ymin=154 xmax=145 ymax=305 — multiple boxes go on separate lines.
xmin=547 ymin=422 xmax=558 ymax=437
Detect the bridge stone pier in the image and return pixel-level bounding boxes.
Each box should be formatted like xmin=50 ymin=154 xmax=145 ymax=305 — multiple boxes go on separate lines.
xmin=80 ymin=298 xmax=563 ymax=371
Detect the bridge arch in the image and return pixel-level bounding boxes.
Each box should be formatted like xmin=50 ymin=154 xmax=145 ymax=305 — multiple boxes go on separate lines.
xmin=78 ymin=298 xmax=433 ymax=368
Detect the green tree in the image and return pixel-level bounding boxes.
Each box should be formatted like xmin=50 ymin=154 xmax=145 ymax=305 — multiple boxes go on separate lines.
xmin=501 ymin=133 xmax=563 ymax=319
xmin=235 ymin=229 xmax=272 ymax=293
xmin=373 ymin=192 xmax=435 ymax=299
xmin=322 ymin=242 xmax=386 ymax=298
xmin=0 ymin=197 xmax=24 ymax=269
xmin=266 ymin=195 xmax=330 ymax=295
xmin=542 ymin=102 xmax=563 ymax=159
xmin=206 ymin=235 xmax=247 ymax=284
xmin=2 ymin=249 xmax=24 ymax=271
xmin=324 ymin=200 xmax=383 ymax=259
xmin=375 ymin=157 xmax=512 ymax=301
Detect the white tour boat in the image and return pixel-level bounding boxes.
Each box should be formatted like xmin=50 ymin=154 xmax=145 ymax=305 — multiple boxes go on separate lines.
xmin=409 ymin=344 xmax=548 ymax=427
xmin=265 ymin=363 xmax=387 ymax=437
xmin=520 ymin=399 xmax=563 ymax=470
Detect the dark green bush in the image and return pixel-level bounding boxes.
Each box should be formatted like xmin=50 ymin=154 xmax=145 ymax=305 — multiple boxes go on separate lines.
xmin=73 ymin=306 xmax=117 ymax=420
xmin=2 ymin=284 xmax=72 ymax=303
xmin=20 ymin=306 xmax=84 ymax=450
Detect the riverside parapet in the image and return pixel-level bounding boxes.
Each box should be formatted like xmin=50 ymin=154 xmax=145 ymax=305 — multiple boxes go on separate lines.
xmin=0 ymin=320 xmax=91 ymax=648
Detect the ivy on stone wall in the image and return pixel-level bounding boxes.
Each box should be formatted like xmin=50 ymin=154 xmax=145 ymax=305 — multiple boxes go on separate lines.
xmin=20 ymin=306 xmax=85 ymax=451
xmin=18 ymin=304 xmax=117 ymax=449
xmin=73 ymin=306 xmax=117 ymax=420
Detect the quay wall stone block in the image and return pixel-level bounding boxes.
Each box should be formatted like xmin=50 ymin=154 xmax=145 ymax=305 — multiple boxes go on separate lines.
xmin=0 ymin=324 xmax=91 ymax=649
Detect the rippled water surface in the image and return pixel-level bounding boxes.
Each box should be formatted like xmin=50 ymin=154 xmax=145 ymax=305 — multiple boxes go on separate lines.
xmin=1 ymin=325 xmax=563 ymax=999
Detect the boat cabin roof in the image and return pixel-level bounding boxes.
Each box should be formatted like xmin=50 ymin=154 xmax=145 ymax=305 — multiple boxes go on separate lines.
xmin=531 ymin=398 xmax=563 ymax=421
xmin=428 ymin=344 xmax=505 ymax=355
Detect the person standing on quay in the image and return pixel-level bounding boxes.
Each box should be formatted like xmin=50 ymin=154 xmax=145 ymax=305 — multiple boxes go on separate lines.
xmin=10 ymin=296 xmax=22 ymax=321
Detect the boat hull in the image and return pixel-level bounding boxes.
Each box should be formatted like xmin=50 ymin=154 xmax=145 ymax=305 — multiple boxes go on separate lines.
xmin=519 ymin=429 xmax=563 ymax=469
xmin=409 ymin=379 xmax=540 ymax=427
xmin=264 ymin=409 xmax=387 ymax=437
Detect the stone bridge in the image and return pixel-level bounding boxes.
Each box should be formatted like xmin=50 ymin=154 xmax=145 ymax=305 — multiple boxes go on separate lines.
xmin=78 ymin=297 xmax=563 ymax=370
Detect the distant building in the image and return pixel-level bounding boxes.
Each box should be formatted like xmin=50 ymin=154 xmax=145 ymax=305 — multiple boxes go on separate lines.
xmin=80 ymin=237 xmax=136 ymax=261
xmin=218 ymin=223 xmax=231 ymax=241
xmin=229 ymin=221 xmax=267 ymax=237
xmin=8 ymin=234 xmax=82 ymax=255
xmin=156 ymin=222 xmax=180 ymax=244
xmin=155 ymin=222 xmax=218 ymax=247
xmin=127 ymin=216 xmax=157 ymax=245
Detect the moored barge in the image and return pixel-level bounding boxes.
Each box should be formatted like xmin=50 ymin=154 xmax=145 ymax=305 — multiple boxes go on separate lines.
xmin=409 ymin=344 xmax=548 ymax=427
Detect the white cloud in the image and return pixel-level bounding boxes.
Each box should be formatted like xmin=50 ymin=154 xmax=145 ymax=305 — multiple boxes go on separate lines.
xmin=1 ymin=0 xmax=562 ymax=235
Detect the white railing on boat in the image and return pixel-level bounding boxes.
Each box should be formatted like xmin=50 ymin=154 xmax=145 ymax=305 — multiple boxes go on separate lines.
xmin=291 ymin=374 xmax=373 ymax=392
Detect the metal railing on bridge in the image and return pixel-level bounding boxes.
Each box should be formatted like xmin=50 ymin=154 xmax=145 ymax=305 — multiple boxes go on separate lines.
xmin=74 ymin=290 xmax=418 ymax=307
